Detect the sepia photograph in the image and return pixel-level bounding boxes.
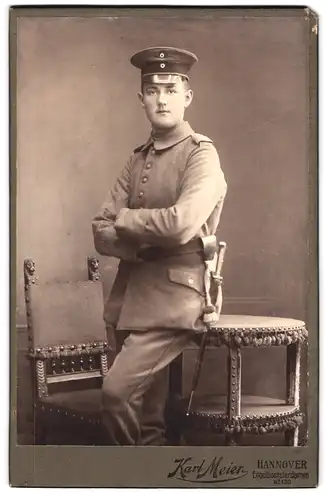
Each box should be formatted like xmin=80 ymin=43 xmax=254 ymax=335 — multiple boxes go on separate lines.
xmin=10 ymin=5 xmax=318 ymax=487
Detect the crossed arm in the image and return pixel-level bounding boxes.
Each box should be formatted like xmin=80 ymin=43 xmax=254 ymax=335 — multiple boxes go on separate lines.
xmin=92 ymin=143 xmax=227 ymax=260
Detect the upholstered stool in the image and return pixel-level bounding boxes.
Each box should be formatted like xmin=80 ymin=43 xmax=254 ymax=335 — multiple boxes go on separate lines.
xmin=168 ymin=314 xmax=308 ymax=446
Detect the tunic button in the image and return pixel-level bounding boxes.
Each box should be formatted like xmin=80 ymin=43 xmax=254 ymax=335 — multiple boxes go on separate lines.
xmin=151 ymin=149 xmax=156 ymax=155
xmin=188 ymin=278 xmax=194 ymax=285
xmin=146 ymin=163 xmax=152 ymax=169
xmin=142 ymin=176 xmax=148 ymax=183
xmin=139 ymin=192 xmax=144 ymax=198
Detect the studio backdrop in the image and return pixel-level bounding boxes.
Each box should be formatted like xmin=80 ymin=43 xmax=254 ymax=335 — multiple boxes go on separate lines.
xmin=15 ymin=13 xmax=310 ymax=430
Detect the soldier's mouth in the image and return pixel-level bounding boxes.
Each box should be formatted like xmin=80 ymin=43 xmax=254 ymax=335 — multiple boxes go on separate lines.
xmin=157 ymin=110 xmax=170 ymax=114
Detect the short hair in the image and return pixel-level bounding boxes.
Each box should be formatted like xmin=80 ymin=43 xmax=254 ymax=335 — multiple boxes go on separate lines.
xmin=183 ymin=78 xmax=190 ymax=91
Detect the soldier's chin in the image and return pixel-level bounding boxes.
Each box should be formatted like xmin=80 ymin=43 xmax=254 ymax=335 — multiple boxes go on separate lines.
xmin=151 ymin=115 xmax=175 ymax=128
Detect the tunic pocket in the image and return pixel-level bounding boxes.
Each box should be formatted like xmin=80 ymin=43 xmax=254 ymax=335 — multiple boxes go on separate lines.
xmin=167 ymin=268 xmax=205 ymax=296
xmin=116 ymin=263 xmax=206 ymax=331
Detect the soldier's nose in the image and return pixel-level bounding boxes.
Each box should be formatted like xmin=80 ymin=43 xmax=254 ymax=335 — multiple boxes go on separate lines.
xmin=157 ymin=93 xmax=168 ymax=106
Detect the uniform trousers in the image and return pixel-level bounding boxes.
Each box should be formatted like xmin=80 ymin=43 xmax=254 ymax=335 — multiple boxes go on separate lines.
xmin=101 ymin=329 xmax=192 ymax=445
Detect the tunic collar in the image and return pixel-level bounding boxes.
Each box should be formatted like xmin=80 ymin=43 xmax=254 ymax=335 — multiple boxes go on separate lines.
xmin=140 ymin=121 xmax=194 ymax=151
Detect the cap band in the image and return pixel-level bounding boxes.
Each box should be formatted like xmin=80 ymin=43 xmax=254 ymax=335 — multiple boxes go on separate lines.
xmin=141 ymin=61 xmax=191 ymax=77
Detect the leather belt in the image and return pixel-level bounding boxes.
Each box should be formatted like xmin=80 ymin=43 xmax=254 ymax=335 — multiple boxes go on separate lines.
xmin=137 ymin=238 xmax=205 ymax=261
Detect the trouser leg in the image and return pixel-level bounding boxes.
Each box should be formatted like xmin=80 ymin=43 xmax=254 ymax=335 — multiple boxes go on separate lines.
xmin=114 ymin=330 xmax=168 ymax=446
xmin=102 ymin=329 xmax=191 ymax=445
xmin=138 ymin=367 xmax=168 ymax=445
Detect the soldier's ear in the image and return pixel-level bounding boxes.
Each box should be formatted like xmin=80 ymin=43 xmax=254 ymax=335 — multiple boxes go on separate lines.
xmin=184 ymin=89 xmax=193 ymax=109
xmin=138 ymin=92 xmax=145 ymax=107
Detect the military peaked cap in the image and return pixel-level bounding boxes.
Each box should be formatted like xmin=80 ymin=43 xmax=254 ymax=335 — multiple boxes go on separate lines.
xmin=130 ymin=46 xmax=198 ymax=83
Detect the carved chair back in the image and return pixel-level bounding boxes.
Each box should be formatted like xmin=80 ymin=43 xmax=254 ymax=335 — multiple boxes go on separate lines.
xmin=23 ymin=257 xmax=110 ymax=400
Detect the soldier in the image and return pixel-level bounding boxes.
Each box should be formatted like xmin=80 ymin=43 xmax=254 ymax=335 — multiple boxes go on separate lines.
xmin=92 ymin=46 xmax=227 ymax=445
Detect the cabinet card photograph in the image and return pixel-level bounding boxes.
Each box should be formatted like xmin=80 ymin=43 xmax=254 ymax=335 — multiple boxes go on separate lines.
xmin=10 ymin=6 xmax=318 ymax=488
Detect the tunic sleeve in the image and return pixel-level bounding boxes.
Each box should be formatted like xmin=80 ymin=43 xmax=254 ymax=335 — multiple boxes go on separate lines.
xmin=92 ymin=156 xmax=141 ymax=260
xmin=114 ymin=142 xmax=227 ymax=247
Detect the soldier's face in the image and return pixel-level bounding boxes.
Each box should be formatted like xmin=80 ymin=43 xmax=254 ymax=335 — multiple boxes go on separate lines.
xmin=138 ymin=80 xmax=193 ymax=130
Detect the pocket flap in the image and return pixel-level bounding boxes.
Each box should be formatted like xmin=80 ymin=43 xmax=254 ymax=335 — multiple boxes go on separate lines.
xmin=167 ymin=268 xmax=204 ymax=295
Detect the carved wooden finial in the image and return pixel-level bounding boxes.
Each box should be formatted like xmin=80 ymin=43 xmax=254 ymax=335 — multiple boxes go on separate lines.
xmin=24 ymin=259 xmax=36 ymax=286
xmin=87 ymin=256 xmax=100 ymax=281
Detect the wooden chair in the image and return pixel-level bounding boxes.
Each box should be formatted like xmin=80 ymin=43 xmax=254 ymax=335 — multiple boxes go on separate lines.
xmin=23 ymin=257 xmax=112 ymax=445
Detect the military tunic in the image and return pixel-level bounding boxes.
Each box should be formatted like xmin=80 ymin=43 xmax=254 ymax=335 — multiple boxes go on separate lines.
xmin=92 ymin=120 xmax=227 ymax=332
